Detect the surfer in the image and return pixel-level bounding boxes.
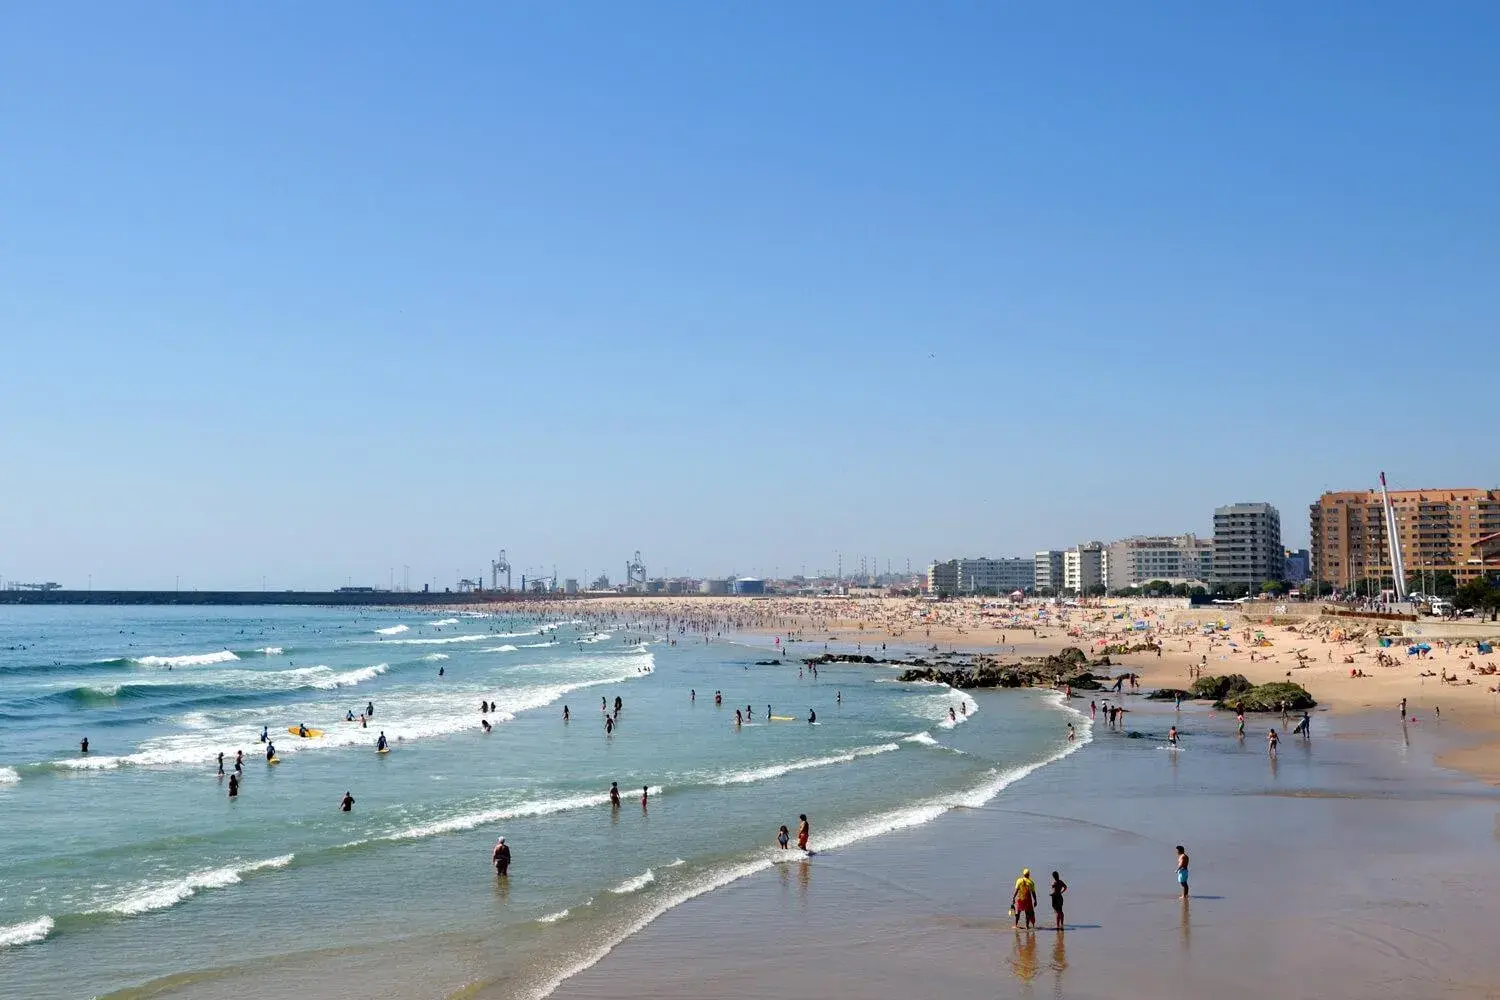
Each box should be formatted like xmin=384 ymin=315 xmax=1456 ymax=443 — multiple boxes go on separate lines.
xmin=80 ymin=736 xmax=89 ymax=754
xmin=609 ymin=782 xmax=621 ymax=808
xmin=339 ymin=791 xmax=355 ymax=812
xmin=1293 ymin=711 xmax=1311 ymax=737
xmin=366 ymin=701 xmax=375 ymax=719
xmin=837 ymin=691 xmax=842 ymax=705
xmin=298 ymin=723 xmax=308 ymax=738
xmin=492 ymin=837 xmax=511 ymax=876
xmin=808 ymin=709 xmax=816 ymax=724
xmin=376 ymin=732 xmax=388 ymax=751
xmin=481 ymin=719 xmax=491 ymax=733
xmin=266 ymin=741 xmax=277 ymax=761
xmin=260 ymin=726 xmax=269 ymax=743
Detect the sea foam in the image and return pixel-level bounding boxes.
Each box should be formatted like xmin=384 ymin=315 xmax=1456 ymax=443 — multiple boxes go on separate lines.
xmin=133 ymin=650 xmax=239 ymax=668
xmin=710 ymin=743 xmax=899 ymax=786
xmin=609 ymin=869 xmax=655 ymax=894
xmin=91 ymin=855 xmax=292 ymax=917
xmin=375 ymin=624 xmax=410 ymax=635
xmin=0 ymin=916 xmax=53 ymax=949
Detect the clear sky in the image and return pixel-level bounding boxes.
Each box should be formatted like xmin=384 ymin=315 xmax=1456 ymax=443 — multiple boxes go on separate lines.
xmin=2 ymin=3 xmax=1496 ymax=590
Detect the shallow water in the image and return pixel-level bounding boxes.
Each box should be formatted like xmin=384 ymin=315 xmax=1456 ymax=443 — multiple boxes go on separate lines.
xmin=0 ymin=607 xmax=1084 ymax=998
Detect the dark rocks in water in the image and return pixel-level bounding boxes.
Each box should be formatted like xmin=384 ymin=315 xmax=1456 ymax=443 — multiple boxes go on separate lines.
xmin=754 ymin=660 xmax=781 ymax=666
xmin=1060 ymin=670 xmax=1104 ymax=691
xmin=1213 ymin=681 xmax=1316 ymax=712
xmin=1126 ymin=730 xmax=1148 ymax=739
xmin=802 ymin=653 xmax=878 ymax=665
xmin=1191 ymin=674 xmax=1254 ymax=701
xmin=1146 ymin=688 xmax=1191 ymax=701
xmin=1097 ymin=641 xmax=1161 ymax=657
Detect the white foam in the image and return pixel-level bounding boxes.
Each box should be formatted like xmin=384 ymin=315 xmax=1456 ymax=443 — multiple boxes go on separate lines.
xmin=0 ymin=916 xmax=52 ymax=949
xmin=481 ymin=645 xmax=519 ymax=653
xmin=423 ymin=653 xmax=451 ymax=661
xmin=665 ymin=858 xmax=685 ymax=868
xmin=429 ymin=618 xmax=460 ymax=626
xmin=377 ymin=787 xmax=664 ymax=843
xmin=133 ymin=650 xmax=239 ymax=668
xmin=575 ymin=633 xmax=613 ymax=644
xmin=0 ymin=766 xmax=21 ymax=784
xmin=370 ymin=634 xmax=489 ymax=646
xmin=537 ymin=909 xmax=570 ymax=924
xmin=902 ymin=731 xmax=939 ymax=745
xmin=609 ymin=869 xmax=655 ymax=895
xmin=491 ymin=630 xmax=541 ymax=638
xmin=375 ymin=624 xmax=410 ymax=635
xmin=710 ymin=744 xmax=899 ymax=786
xmin=520 ymin=641 xmax=560 ymax=648
xmin=256 ymin=647 xmax=284 ymax=655
xmin=92 ymin=855 xmax=292 ymax=916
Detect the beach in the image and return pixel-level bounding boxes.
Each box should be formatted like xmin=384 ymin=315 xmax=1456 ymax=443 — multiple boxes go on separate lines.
xmin=4 ymin=597 xmax=1498 ymax=1000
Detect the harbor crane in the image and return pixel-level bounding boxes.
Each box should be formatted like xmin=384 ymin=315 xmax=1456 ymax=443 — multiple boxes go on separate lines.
xmin=625 ymin=551 xmax=647 ymax=591
xmin=491 ymin=550 xmax=512 ymax=591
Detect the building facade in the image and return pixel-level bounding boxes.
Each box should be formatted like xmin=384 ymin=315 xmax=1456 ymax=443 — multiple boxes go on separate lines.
xmin=1063 ymin=542 xmax=1106 ymax=594
xmin=1104 ymin=534 xmax=1214 ymax=591
xmin=1212 ymin=503 xmax=1284 ymax=588
xmin=1309 ymin=488 xmax=1500 ymax=589
xmin=1034 ymin=551 xmax=1065 ymax=593
xmin=927 ymin=557 xmax=1034 ymax=597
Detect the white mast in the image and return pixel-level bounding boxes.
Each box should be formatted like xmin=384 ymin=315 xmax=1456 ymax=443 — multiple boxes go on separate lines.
xmin=1380 ymin=471 xmax=1407 ymax=601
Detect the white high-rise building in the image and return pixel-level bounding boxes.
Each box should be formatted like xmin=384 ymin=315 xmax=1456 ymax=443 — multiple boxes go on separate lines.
xmin=1063 ymin=542 xmax=1106 ymax=594
xmin=1104 ymin=534 xmax=1214 ymax=591
xmin=1034 ymin=551 xmax=1065 ymax=593
xmin=1213 ymin=502 xmax=1284 ymax=588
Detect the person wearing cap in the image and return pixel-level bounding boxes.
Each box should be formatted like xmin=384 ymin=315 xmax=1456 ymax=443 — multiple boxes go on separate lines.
xmin=1012 ymin=868 xmax=1037 ymax=928
xmin=492 ymin=837 xmax=511 ymax=876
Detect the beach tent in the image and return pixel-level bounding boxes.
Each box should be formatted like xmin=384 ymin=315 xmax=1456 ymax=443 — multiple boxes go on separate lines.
xmin=1480 ymin=642 xmax=1494 ymax=654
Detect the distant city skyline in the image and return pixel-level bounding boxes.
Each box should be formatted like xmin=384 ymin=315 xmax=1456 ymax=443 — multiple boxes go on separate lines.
xmin=2 ymin=5 xmax=1496 ymax=590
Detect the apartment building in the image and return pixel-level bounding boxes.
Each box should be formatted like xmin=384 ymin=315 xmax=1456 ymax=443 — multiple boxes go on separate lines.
xmin=1309 ymin=487 xmax=1500 ymax=588
xmin=1063 ymin=542 xmax=1107 ymax=594
xmin=1212 ymin=503 xmax=1284 ymax=588
xmin=1104 ymin=534 xmax=1214 ymax=591
xmin=1034 ymin=550 xmax=1066 ymax=593
xmin=927 ymin=557 xmax=1034 ymax=597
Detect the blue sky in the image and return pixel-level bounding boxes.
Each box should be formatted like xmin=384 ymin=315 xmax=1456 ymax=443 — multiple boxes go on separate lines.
xmin=2 ymin=3 xmax=1496 ymax=590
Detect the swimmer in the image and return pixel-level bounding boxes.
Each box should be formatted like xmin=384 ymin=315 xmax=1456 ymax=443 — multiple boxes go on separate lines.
xmin=949 ymin=707 xmax=956 ymax=722
xmin=346 ymin=709 xmax=355 ymax=721
xmin=605 ymin=716 xmax=614 ymax=735
xmin=80 ymin=736 xmax=89 ymax=754
xmin=339 ymin=790 xmax=355 ymax=812
xmin=609 ymin=781 xmax=621 ymax=808
xmin=260 ymin=726 xmax=269 ymax=743
xmin=480 ymin=718 xmax=491 ymax=733
xmin=366 ymin=701 xmax=374 ymax=718
xmin=837 ymin=691 xmax=842 ymax=705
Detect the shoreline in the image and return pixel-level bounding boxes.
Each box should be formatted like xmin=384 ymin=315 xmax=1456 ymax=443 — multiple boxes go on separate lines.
xmin=549 ymin=696 xmax=1500 ymax=1000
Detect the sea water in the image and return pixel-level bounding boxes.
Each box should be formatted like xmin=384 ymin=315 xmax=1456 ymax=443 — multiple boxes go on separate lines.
xmin=0 ymin=606 xmax=1084 ymax=998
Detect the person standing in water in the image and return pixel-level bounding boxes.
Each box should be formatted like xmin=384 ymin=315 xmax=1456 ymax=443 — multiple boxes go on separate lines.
xmin=492 ymin=837 xmax=511 ymax=876
xmin=227 ymin=773 xmax=239 ymax=798
xmin=234 ymin=750 xmax=244 ymax=773
xmin=376 ymin=732 xmax=388 ymax=751
xmin=1168 ymin=725 xmax=1178 ymax=747
xmin=1267 ymin=728 xmax=1280 ymax=755
xmin=339 ymin=791 xmax=355 ymax=812
xmin=1012 ymin=868 xmax=1037 ymax=928
xmin=563 ymin=705 xmax=570 ymax=721
xmin=80 ymin=736 xmax=89 ymax=754
xmin=217 ymin=752 xmax=225 ymax=776
xmin=641 ymin=785 xmax=649 ymax=810
xmin=777 ymin=825 xmax=790 ymax=849
xmin=808 ymin=709 xmax=816 ymax=724
xmin=796 ymin=814 xmax=810 ymax=851
xmin=1050 ymin=871 xmax=1068 ymax=930
xmin=266 ymin=740 xmax=277 ymax=761
xmin=609 ymin=782 xmax=621 ymax=808
xmin=1175 ymin=846 xmax=1190 ymax=898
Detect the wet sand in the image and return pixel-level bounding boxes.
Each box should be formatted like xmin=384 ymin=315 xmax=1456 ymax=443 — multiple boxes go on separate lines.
xmin=552 ymin=697 xmax=1500 ymax=1000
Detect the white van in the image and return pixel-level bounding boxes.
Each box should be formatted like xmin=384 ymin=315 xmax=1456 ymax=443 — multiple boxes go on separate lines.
xmin=1429 ymin=599 xmax=1454 ymax=617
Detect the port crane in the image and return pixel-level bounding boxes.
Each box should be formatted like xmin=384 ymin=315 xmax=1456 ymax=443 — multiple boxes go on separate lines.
xmin=491 ymin=551 xmax=512 ymax=591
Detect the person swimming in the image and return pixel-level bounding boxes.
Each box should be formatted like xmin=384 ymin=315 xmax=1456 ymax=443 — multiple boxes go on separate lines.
xmin=641 ymin=785 xmax=649 ymax=810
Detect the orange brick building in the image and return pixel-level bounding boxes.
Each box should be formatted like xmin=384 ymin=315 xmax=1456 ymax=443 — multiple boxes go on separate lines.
xmin=1309 ymin=488 xmax=1500 ymax=589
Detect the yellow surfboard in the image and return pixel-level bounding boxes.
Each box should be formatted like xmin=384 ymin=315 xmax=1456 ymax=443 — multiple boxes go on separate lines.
xmin=770 ymin=715 xmax=796 ymax=721
xmin=267 ymin=757 xmax=281 ymax=764
xmin=287 ymin=727 xmax=324 ymax=738
xmin=376 ymin=747 xmax=390 ymax=754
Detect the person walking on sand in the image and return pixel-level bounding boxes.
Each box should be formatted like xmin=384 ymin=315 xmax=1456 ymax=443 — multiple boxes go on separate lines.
xmin=1175 ymin=846 xmax=1190 ymax=898
xmin=1050 ymin=871 xmax=1068 ymax=930
xmin=796 ymin=814 xmax=810 ymax=851
xmin=1012 ymin=868 xmax=1037 ymax=928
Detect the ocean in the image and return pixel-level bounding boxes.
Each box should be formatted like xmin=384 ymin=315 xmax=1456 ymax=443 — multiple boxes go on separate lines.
xmin=0 ymin=606 xmax=1086 ymax=999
